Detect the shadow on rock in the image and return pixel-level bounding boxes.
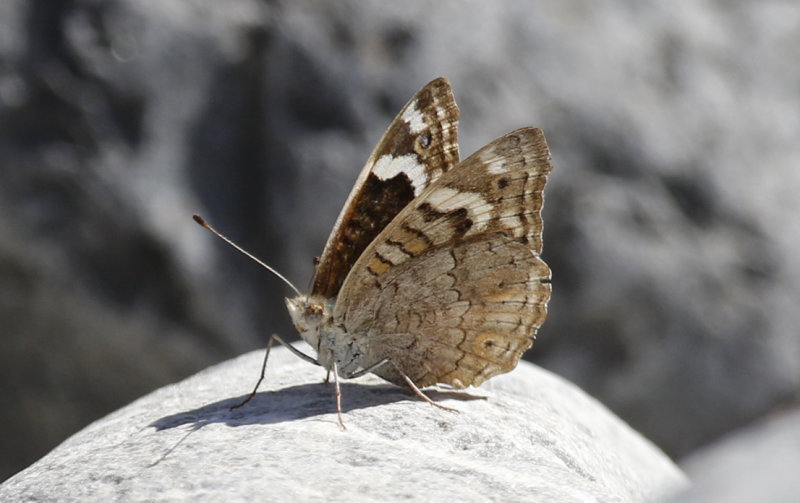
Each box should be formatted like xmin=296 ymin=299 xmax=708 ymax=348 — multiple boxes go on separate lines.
xmin=150 ymin=382 xmax=485 ymax=431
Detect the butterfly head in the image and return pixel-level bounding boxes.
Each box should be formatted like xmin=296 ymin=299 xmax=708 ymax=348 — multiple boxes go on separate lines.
xmin=285 ymin=295 xmax=331 ymax=350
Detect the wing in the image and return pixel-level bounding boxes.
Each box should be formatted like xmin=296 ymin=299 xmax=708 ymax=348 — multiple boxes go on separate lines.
xmin=335 ymin=127 xmax=552 ymax=387
xmin=311 ymin=77 xmax=460 ymax=298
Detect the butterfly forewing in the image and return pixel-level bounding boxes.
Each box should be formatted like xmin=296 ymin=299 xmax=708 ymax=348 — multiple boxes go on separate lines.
xmin=311 ymin=78 xmax=460 ymax=298
xmin=335 ymin=128 xmax=552 ymax=387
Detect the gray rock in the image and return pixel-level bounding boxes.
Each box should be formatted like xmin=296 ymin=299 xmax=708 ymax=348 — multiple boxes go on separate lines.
xmin=0 ymin=347 xmax=687 ymax=502
xmin=671 ymin=407 xmax=800 ymax=503
xmin=3 ymin=0 xmax=800 ymax=480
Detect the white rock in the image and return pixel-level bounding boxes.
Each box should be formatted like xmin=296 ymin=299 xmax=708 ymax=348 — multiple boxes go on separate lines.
xmin=0 ymin=346 xmax=687 ymax=502
xmin=671 ymin=407 xmax=800 ymax=503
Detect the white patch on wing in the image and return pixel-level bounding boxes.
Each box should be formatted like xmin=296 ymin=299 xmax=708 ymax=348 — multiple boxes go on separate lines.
xmin=425 ymin=187 xmax=491 ymax=231
xmin=374 ymin=241 xmax=409 ymax=265
xmin=499 ymin=212 xmax=523 ymax=237
xmin=478 ymin=149 xmax=509 ymax=174
xmin=401 ymin=103 xmax=427 ymax=134
xmin=372 ymin=154 xmax=427 ymax=195
xmin=487 ymin=161 xmax=509 ymax=174
xmin=425 ymin=186 xmax=459 ymax=208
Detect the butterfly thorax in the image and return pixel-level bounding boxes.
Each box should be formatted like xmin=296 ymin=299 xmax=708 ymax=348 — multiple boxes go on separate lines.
xmin=285 ymin=295 xmax=364 ymax=377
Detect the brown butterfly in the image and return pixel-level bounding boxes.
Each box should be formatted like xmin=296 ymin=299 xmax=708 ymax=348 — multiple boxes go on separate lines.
xmin=195 ymin=77 xmax=552 ymax=428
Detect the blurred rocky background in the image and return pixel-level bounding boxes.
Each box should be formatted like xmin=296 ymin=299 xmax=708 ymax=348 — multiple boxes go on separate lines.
xmin=1 ymin=0 xmax=798 ymax=494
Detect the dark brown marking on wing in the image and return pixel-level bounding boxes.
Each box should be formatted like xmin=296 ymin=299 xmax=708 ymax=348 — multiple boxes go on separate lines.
xmin=417 ymin=202 xmax=445 ymax=223
xmin=318 ymin=173 xmax=415 ymax=292
xmin=311 ymin=78 xmax=460 ymax=298
xmin=416 ymin=203 xmax=472 ymax=238
xmin=448 ymin=207 xmax=473 ymax=238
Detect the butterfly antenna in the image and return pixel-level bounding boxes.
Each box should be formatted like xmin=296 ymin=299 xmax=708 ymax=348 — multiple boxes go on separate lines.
xmin=193 ymin=214 xmax=302 ymax=297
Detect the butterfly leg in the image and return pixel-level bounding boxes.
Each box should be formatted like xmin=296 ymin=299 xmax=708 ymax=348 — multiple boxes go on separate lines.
xmin=396 ymin=365 xmax=459 ymax=413
xmin=230 ymin=334 xmax=320 ymax=410
xmin=274 ymin=334 xmax=321 ymax=366
xmin=343 ymin=358 xmax=390 ymax=379
xmin=330 ymin=352 xmax=346 ymax=430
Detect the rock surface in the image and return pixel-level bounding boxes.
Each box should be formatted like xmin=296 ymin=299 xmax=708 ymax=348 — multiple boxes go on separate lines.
xmin=0 ymin=347 xmax=686 ymax=502
xmin=671 ymin=406 xmax=800 ymax=503
xmin=3 ymin=0 xmax=800 ymax=480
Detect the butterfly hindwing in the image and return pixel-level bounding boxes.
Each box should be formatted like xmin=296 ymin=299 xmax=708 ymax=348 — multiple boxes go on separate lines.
xmin=335 ymin=128 xmax=552 ymax=387
xmin=311 ymin=78 xmax=460 ymax=298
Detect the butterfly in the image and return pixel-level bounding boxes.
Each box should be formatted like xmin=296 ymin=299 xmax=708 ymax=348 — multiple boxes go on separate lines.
xmin=195 ymin=77 xmax=552 ymax=428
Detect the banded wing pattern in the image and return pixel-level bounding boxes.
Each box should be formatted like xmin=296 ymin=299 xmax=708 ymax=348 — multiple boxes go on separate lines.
xmin=312 ymin=78 xmax=460 ymax=298
xmin=336 ymin=128 xmax=552 ymax=388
